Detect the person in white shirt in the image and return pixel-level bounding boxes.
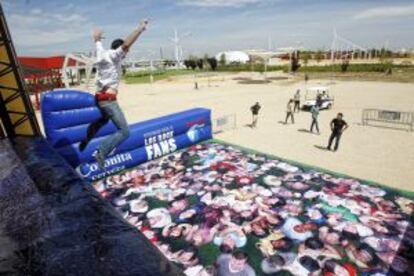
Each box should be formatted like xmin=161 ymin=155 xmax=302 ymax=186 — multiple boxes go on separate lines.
xmin=284 ymin=99 xmax=295 ymax=124
xmin=293 ymin=89 xmax=301 ymax=113
xmin=310 ymin=103 xmax=320 ymax=134
xmin=79 ymin=19 xmax=149 ymax=169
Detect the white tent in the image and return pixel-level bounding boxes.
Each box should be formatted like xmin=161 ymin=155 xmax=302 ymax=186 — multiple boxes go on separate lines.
xmin=215 ymin=51 xmax=250 ymax=64
xmin=62 ymin=53 xmax=95 ymax=91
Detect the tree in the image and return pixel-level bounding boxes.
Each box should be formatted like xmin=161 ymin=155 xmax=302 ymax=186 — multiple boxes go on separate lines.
xmin=163 ymin=60 xmax=175 ymax=67
xmin=197 ymin=59 xmax=204 ymax=70
xmin=203 ymin=54 xmax=210 ymax=69
xmin=207 ymin=58 xmax=218 ymax=71
xmin=301 ymin=52 xmax=311 ymax=67
xmin=380 ymin=58 xmax=393 ymax=75
xmin=190 ymin=60 xmax=197 ymax=70
xmin=291 ymin=51 xmax=301 ymax=72
xmin=184 ymin=60 xmax=191 ymax=69
xmin=341 ymin=58 xmax=350 ymax=72
xmin=189 ymin=55 xmax=199 ymax=70
xmin=219 ymin=53 xmax=226 ymax=67
xmin=315 ymin=51 xmax=323 ymax=63
xmin=369 ymin=48 xmax=376 ymax=59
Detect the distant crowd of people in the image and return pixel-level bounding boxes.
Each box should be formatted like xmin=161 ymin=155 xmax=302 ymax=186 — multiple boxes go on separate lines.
xmin=250 ymin=88 xmax=348 ymax=152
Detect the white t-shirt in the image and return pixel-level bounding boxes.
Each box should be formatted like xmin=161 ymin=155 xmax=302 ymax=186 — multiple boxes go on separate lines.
xmin=294 ymin=93 xmax=300 ymax=101
xmin=95 ymin=41 xmax=126 ymax=90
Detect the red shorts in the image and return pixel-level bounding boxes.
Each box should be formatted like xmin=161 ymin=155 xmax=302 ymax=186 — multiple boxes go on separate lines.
xmin=95 ymin=91 xmax=117 ymax=102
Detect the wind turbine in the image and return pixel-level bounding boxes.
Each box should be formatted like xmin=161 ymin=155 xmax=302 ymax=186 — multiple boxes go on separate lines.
xmin=169 ymin=28 xmax=191 ymax=67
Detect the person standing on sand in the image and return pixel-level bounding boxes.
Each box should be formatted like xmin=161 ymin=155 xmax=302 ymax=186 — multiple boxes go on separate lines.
xmin=310 ymin=104 xmax=320 ymax=134
xmin=293 ymin=89 xmax=301 ymax=112
xmin=250 ymin=102 xmax=261 ymax=128
xmin=316 ymin=93 xmax=323 ymax=108
xmin=285 ymin=99 xmax=295 ymax=124
xmin=79 ymin=19 xmax=149 ymax=169
xmin=327 ymin=113 xmax=348 ymax=151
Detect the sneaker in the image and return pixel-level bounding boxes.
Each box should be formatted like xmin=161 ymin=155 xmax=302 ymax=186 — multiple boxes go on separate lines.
xmin=79 ymin=140 xmax=88 ymax=152
xmin=93 ymin=150 xmax=106 ymax=170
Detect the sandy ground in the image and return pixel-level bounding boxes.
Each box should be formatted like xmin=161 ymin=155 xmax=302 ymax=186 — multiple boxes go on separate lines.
xmin=36 ymin=73 xmax=414 ymax=191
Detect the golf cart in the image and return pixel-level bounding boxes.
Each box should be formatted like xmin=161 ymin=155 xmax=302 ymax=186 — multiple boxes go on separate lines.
xmin=302 ymin=86 xmax=334 ymax=111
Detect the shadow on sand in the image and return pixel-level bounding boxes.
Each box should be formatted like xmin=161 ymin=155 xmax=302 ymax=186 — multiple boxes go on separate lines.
xmin=298 ymin=128 xmax=311 ymax=133
xmin=314 ymin=145 xmax=330 ymax=151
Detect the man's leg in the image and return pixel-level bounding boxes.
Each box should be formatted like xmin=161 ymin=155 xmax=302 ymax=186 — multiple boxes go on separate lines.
xmin=79 ymin=116 xmax=109 ymax=151
xmin=96 ymin=101 xmax=130 ymax=167
xmin=285 ymin=113 xmax=289 ymax=124
xmin=315 ymin=119 xmax=320 ymax=133
xmin=291 ymin=112 xmax=295 ymax=124
xmin=327 ymin=132 xmax=336 ymax=150
xmin=334 ymin=132 xmax=342 ymax=151
xmin=310 ymin=119 xmax=315 ymax=132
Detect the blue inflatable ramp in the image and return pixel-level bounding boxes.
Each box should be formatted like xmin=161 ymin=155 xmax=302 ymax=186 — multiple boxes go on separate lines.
xmin=41 ymin=90 xmax=212 ymax=180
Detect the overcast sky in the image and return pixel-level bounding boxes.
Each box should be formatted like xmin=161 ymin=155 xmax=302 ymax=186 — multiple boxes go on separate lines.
xmin=3 ymin=0 xmax=414 ymax=58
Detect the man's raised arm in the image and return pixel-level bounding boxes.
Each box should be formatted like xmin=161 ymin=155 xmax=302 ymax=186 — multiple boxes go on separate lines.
xmin=93 ymin=29 xmax=105 ymax=59
xmin=122 ymin=19 xmax=149 ymax=50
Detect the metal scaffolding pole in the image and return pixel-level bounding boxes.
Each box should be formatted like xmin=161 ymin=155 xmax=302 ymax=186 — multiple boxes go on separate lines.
xmin=0 ymin=3 xmax=40 ymax=138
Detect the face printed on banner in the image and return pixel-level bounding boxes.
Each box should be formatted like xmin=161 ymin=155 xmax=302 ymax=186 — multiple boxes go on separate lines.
xmin=271 ymin=239 xmax=286 ymax=249
xmin=356 ymin=249 xmax=374 ymax=264
xmin=229 ymin=257 xmax=247 ymax=273
xmin=334 ymin=264 xmax=350 ymax=276
xmin=171 ymin=226 xmax=182 ymax=238
xmin=294 ymin=223 xmax=316 ymax=233
xmin=192 ymin=232 xmax=204 ymax=246
xmin=325 ymin=232 xmax=340 ymax=245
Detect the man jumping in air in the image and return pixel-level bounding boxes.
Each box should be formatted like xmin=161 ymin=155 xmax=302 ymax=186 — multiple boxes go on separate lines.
xmin=79 ymin=19 xmax=149 ymax=169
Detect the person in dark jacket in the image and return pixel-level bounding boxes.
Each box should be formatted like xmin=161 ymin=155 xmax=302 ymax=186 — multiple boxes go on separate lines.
xmin=250 ymin=102 xmax=261 ymax=128
xmin=327 ymin=113 xmax=348 ymax=151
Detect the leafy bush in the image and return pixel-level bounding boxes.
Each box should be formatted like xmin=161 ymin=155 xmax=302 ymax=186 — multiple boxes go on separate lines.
xmin=291 ymin=53 xmax=301 ymax=72
xmin=341 ymin=59 xmax=350 ymax=72
xmin=207 ymin=58 xmax=218 ymax=71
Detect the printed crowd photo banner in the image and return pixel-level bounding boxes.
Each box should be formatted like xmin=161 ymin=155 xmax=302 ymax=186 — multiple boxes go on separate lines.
xmin=41 ymin=90 xmax=212 ymax=180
